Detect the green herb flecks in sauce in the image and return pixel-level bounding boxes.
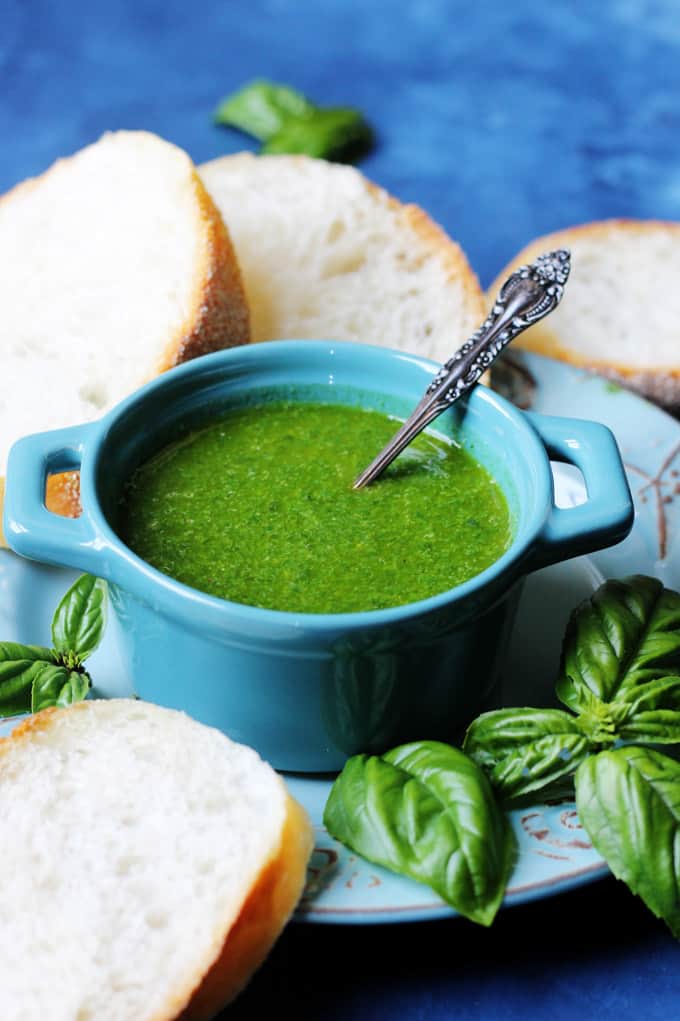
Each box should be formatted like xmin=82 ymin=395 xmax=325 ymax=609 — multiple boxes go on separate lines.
xmin=119 ymin=402 xmax=512 ymax=614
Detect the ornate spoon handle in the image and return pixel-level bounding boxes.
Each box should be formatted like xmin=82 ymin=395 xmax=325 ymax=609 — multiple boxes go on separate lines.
xmin=353 ymin=248 xmax=571 ymax=489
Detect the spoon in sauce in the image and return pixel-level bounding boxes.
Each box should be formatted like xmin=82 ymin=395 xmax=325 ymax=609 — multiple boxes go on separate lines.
xmin=353 ymin=248 xmax=571 ymax=489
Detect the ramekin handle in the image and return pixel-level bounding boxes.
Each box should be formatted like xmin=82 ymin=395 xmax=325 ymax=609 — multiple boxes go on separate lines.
xmin=525 ymin=412 xmax=634 ymax=570
xmin=3 ymin=423 xmax=106 ymax=575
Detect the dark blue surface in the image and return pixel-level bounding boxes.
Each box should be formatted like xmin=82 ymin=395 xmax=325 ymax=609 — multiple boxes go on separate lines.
xmin=231 ymin=881 xmax=677 ymax=1021
xmin=5 ymin=0 xmax=680 ymax=288
xmin=2 ymin=0 xmax=680 ymax=1016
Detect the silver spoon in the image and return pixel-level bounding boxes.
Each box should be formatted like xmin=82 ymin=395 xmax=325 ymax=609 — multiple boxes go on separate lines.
xmin=353 ymin=248 xmax=571 ymax=489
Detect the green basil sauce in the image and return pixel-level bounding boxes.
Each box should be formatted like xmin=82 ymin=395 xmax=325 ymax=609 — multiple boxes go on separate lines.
xmin=119 ymin=401 xmax=512 ymax=613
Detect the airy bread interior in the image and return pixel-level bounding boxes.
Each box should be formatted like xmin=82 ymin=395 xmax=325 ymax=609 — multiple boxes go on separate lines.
xmin=200 ymin=152 xmax=485 ymax=359
xmin=0 ymin=700 xmax=312 ymax=1020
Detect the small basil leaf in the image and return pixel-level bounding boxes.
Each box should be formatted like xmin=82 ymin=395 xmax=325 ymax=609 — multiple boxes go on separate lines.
xmin=51 ymin=574 xmax=107 ymax=661
xmin=0 ymin=655 xmax=57 ymax=717
xmin=323 ymin=740 xmax=515 ymax=926
xmin=214 ymin=80 xmax=314 ymax=141
xmin=621 ymin=712 xmax=680 ymax=744
xmin=575 ymin=747 xmax=680 ymax=938
xmin=262 ymin=107 xmax=374 ymax=162
xmin=463 ymin=708 xmax=591 ymax=799
xmin=0 ymin=642 xmax=56 ymax=662
xmin=613 ymin=676 xmax=680 ymax=744
xmin=618 ymin=675 xmax=680 ymax=713
xmin=0 ymin=645 xmax=58 ymax=716
xmin=31 ymin=663 xmax=90 ymax=713
xmin=62 ymin=671 xmax=90 ymax=706
xmin=557 ymin=576 xmax=680 ymax=712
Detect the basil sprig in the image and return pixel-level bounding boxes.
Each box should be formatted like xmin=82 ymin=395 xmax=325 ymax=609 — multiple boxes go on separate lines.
xmin=51 ymin=572 xmax=106 ymax=665
xmin=324 ymin=741 xmax=515 ymax=926
xmin=0 ymin=574 xmax=106 ymax=717
xmin=326 ymin=576 xmax=680 ymax=938
xmin=214 ymin=79 xmax=373 ymax=163
xmin=464 ymin=576 xmax=680 ymax=799
xmin=461 ymin=575 xmax=680 ymax=938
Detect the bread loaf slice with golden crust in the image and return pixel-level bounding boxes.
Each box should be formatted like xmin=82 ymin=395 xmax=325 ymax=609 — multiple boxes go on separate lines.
xmin=0 ymin=131 xmax=250 ymax=545
xmin=199 ymin=152 xmax=485 ymax=357
xmin=0 ymin=699 xmax=313 ymax=1019
xmin=486 ymin=219 xmax=680 ymax=413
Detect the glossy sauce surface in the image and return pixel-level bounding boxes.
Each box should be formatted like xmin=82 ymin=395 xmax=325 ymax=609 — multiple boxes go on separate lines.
xmin=119 ymin=401 xmax=512 ymax=613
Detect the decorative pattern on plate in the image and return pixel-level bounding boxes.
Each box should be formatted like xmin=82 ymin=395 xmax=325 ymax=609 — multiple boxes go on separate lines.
xmin=293 ymin=799 xmax=600 ymax=923
xmin=624 ymin=443 xmax=680 ymax=561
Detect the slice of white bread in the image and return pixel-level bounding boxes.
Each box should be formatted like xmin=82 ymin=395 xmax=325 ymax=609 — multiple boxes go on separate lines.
xmin=486 ymin=219 xmax=680 ymax=412
xmin=0 ymin=699 xmax=313 ymax=1020
xmin=0 ymin=130 xmax=250 ymax=544
xmin=199 ymin=152 xmax=485 ymax=357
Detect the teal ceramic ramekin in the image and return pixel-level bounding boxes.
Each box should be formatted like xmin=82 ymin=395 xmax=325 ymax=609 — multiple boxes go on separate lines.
xmin=3 ymin=341 xmax=634 ymax=771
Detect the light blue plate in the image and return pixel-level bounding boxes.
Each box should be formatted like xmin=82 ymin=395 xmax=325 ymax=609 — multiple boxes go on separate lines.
xmin=1 ymin=352 xmax=678 ymax=925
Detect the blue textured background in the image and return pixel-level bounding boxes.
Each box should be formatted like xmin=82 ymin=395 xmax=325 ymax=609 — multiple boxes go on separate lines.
xmin=2 ymin=0 xmax=680 ymax=1017
xmin=5 ymin=0 xmax=680 ymax=288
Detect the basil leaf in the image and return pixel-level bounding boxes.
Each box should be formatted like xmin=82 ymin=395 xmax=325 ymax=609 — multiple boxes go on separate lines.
xmin=575 ymin=747 xmax=680 ymax=938
xmin=323 ymin=740 xmax=515 ymax=926
xmin=51 ymin=574 xmax=107 ymax=661
xmin=262 ymin=107 xmax=374 ymax=162
xmin=557 ymin=576 xmax=680 ymax=712
xmin=0 ymin=644 xmax=58 ymax=717
xmin=463 ymin=708 xmax=591 ymax=799
xmin=214 ymin=80 xmax=314 ymax=141
xmin=616 ymin=676 xmax=680 ymax=744
xmin=214 ymin=80 xmax=374 ymax=163
xmin=31 ymin=663 xmax=90 ymax=713
xmin=0 ymin=642 xmax=55 ymax=664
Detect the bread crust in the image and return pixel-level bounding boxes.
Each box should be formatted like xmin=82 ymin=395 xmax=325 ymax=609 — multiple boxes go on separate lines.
xmin=359 ymin=167 xmax=485 ymax=331
xmin=174 ymin=795 xmax=313 ymax=1020
xmin=0 ymin=702 xmax=64 ymax=749
xmin=0 ymin=135 xmax=251 ymax=547
xmin=395 ymin=198 xmax=486 ymax=328
xmin=0 ymin=703 xmax=314 ymax=1020
xmin=486 ymin=219 xmax=680 ymax=413
xmin=155 ymin=167 xmax=250 ymax=372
